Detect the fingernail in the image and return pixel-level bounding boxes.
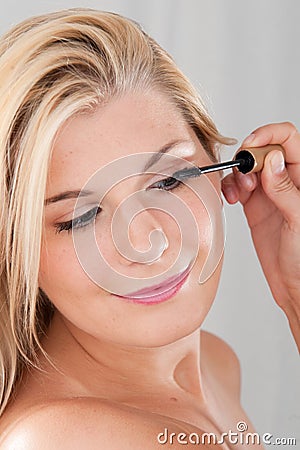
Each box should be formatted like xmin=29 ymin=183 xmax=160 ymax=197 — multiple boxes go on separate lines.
xmin=223 ymin=184 xmax=238 ymax=203
xmin=243 ymin=133 xmax=256 ymax=146
xmin=270 ymin=151 xmax=285 ymax=174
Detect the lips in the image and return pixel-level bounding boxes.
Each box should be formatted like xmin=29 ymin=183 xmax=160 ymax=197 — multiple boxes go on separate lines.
xmin=120 ymin=265 xmax=191 ymax=299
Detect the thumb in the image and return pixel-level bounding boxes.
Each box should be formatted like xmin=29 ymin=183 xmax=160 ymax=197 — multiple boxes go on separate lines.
xmin=262 ymin=150 xmax=300 ymax=226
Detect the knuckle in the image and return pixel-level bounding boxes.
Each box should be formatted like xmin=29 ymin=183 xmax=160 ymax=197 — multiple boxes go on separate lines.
xmin=273 ymin=173 xmax=295 ymax=193
xmin=282 ymin=122 xmax=298 ymax=141
xmin=284 ymin=217 xmax=300 ymax=235
xmin=282 ymin=121 xmax=296 ymax=130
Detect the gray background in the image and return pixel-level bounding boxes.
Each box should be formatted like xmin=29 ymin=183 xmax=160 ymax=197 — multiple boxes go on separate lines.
xmin=1 ymin=0 xmax=299 ymax=442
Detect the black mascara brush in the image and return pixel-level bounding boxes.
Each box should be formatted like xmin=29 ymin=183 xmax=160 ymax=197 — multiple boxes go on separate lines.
xmin=172 ymin=144 xmax=285 ymax=180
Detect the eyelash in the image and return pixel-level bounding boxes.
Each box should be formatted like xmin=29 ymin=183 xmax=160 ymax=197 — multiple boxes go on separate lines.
xmin=54 ymin=174 xmax=184 ymax=234
xmin=146 ymin=175 xmax=182 ymax=192
xmin=54 ymin=206 xmax=102 ymax=234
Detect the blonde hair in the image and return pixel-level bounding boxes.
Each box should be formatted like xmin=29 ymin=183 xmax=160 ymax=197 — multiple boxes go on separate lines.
xmin=0 ymin=7 xmax=232 ymax=416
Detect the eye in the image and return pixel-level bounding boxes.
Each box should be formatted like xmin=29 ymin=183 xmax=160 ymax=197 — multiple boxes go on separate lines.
xmin=147 ymin=176 xmax=182 ymax=191
xmin=54 ymin=206 xmax=102 ymax=234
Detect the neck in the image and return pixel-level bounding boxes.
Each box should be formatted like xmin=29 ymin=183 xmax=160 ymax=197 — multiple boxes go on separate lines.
xmin=44 ymin=311 xmax=205 ymax=402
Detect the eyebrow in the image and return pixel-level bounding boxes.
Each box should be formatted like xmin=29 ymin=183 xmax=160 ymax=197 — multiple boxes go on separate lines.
xmin=45 ymin=139 xmax=193 ymax=206
xmin=143 ymin=139 xmax=193 ymax=171
xmin=45 ymin=189 xmax=93 ymax=206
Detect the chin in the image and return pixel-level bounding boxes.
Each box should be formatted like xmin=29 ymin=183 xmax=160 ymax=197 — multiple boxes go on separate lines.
xmin=107 ymin=282 xmax=218 ymax=348
xmin=127 ymin=264 xmax=222 ymax=348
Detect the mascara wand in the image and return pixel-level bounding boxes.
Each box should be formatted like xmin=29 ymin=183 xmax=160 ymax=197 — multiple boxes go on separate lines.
xmin=172 ymin=144 xmax=285 ymax=180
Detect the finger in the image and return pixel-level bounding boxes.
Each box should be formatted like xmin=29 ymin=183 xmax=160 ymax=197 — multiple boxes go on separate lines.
xmin=221 ymin=173 xmax=239 ymax=204
xmin=234 ymin=170 xmax=257 ymax=205
xmin=221 ymin=171 xmax=257 ymax=205
xmin=261 ymin=149 xmax=300 ymax=229
xmin=242 ymin=122 xmax=300 ymax=164
xmin=235 ymin=171 xmax=258 ymax=192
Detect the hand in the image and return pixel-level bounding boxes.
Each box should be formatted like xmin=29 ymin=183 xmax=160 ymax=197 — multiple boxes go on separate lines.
xmin=221 ymin=122 xmax=300 ymax=352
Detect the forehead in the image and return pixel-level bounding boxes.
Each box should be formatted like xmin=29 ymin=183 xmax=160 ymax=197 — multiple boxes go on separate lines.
xmin=47 ymin=90 xmax=198 ymax=194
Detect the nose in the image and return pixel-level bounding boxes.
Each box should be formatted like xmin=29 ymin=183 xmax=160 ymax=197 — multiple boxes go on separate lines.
xmin=112 ymin=203 xmax=169 ymax=265
xmin=130 ymin=208 xmax=168 ymax=252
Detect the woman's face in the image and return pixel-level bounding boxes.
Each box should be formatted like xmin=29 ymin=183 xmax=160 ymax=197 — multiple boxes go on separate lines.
xmin=40 ymin=89 xmax=224 ymax=347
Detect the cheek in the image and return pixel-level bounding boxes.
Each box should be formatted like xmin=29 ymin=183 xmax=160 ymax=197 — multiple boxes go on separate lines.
xmin=38 ymin=238 xmax=90 ymax=301
xmin=184 ymin=173 xmax=223 ymax=274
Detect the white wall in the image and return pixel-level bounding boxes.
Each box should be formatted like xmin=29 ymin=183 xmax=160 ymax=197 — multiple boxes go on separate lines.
xmin=1 ymin=0 xmax=299 ymax=442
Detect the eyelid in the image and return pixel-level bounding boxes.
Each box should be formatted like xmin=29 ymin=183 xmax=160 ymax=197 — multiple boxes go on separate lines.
xmin=53 ymin=203 xmax=100 ymax=224
xmin=147 ymin=169 xmax=192 ymax=191
xmin=144 ymin=161 xmax=192 ymax=185
xmin=54 ymin=205 xmax=101 ymax=233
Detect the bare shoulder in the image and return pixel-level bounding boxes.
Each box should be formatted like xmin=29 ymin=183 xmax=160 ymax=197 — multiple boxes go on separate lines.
xmin=200 ymin=330 xmax=241 ymax=399
xmin=0 ymin=397 xmax=220 ymax=450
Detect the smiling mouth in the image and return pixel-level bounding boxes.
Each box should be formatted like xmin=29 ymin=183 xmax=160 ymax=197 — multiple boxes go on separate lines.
xmin=113 ymin=264 xmax=192 ymax=304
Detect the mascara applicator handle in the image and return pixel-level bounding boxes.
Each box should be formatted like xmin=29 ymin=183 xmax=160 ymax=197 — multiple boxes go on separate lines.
xmin=234 ymin=144 xmax=285 ymax=174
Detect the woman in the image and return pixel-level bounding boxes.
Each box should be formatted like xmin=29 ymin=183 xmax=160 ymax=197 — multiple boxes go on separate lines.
xmin=0 ymin=8 xmax=298 ymax=449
